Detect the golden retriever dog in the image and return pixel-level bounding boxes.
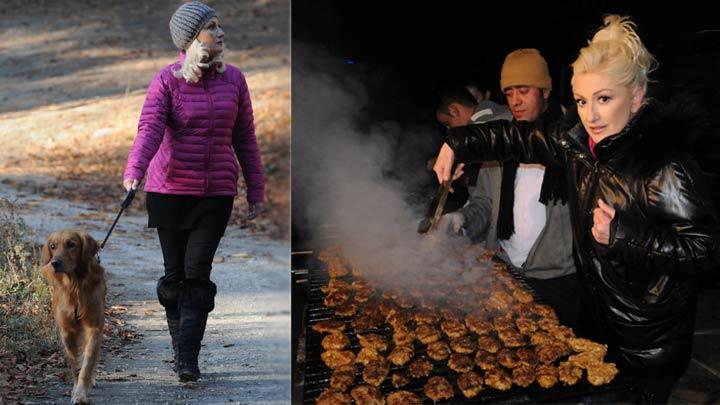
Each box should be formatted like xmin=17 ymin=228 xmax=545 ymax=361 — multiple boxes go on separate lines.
xmin=42 ymin=230 xmax=106 ymax=404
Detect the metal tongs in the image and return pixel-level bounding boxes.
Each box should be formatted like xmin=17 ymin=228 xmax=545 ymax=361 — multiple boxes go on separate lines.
xmin=428 ymin=180 xmax=451 ymax=232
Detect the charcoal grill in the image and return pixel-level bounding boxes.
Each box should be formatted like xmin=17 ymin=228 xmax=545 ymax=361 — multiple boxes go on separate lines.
xmin=292 ymin=246 xmax=639 ymax=404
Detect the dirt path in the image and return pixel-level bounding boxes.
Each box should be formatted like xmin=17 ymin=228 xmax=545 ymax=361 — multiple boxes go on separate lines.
xmin=0 ymin=183 xmax=290 ymax=404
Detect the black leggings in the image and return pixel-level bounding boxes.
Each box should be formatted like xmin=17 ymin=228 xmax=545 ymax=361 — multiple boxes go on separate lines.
xmin=157 ymin=225 xmax=228 ymax=283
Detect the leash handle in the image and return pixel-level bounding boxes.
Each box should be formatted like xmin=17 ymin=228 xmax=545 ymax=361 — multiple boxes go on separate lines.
xmin=121 ymin=188 xmax=137 ymax=209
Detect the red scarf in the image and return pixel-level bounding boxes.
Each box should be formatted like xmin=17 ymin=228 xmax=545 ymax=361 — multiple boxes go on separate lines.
xmin=588 ymin=136 xmax=597 ymax=159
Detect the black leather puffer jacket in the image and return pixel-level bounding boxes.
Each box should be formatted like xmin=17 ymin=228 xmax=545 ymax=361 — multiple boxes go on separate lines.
xmin=447 ymin=98 xmax=720 ymax=378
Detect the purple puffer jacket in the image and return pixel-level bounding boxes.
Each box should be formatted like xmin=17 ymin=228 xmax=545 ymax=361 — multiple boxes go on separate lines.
xmin=124 ymin=53 xmax=264 ymax=203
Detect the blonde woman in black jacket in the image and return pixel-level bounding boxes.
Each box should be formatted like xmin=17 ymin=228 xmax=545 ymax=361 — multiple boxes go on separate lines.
xmin=433 ymin=15 xmax=719 ymax=404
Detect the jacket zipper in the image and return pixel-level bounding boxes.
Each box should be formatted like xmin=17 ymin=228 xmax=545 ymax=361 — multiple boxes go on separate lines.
xmin=573 ymin=153 xmax=600 ymax=274
xmin=585 ymin=158 xmax=600 ymax=220
xmin=203 ymin=75 xmax=214 ymax=195
xmin=585 ymin=157 xmax=603 ymax=275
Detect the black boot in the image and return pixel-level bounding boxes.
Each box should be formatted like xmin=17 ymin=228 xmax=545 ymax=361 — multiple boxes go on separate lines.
xmin=178 ymin=307 xmax=208 ymax=381
xmin=157 ymin=276 xmax=182 ymax=371
xmin=178 ymin=279 xmax=216 ymax=382
xmin=167 ymin=315 xmax=180 ymax=371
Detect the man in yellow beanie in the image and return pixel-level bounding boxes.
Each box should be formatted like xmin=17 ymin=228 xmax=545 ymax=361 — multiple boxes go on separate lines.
xmin=439 ymin=48 xmax=579 ymax=327
xmin=500 ymin=48 xmax=552 ymax=121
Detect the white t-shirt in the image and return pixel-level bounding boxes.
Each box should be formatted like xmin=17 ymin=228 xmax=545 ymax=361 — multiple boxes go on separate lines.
xmin=498 ymin=164 xmax=547 ymax=267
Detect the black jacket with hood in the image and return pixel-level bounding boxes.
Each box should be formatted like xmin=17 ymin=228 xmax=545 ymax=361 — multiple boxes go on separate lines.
xmin=446 ymin=97 xmax=720 ymax=378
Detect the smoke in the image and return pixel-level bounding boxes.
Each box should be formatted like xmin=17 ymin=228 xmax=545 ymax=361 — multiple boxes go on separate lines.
xmin=292 ymin=43 xmax=485 ymax=290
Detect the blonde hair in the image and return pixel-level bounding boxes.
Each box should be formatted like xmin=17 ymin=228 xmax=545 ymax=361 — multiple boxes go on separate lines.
xmin=571 ymin=15 xmax=658 ymax=92
xmin=172 ymin=39 xmax=227 ymax=83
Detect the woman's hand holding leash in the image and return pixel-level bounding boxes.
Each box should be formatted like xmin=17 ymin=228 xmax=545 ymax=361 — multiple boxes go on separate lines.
xmin=123 ymin=178 xmax=139 ymax=192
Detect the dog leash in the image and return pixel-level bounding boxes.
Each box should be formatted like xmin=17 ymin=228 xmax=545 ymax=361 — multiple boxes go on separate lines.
xmin=96 ymin=189 xmax=137 ymax=264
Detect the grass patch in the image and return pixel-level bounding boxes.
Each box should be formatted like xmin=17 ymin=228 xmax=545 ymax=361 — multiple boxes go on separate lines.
xmin=0 ymin=198 xmax=60 ymax=400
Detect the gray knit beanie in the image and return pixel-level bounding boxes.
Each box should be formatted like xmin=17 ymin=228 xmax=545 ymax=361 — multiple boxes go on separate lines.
xmin=169 ymin=1 xmax=216 ymax=50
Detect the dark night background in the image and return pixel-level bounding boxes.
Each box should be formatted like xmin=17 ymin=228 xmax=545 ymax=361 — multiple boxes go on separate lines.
xmin=293 ymin=0 xmax=719 ymax=125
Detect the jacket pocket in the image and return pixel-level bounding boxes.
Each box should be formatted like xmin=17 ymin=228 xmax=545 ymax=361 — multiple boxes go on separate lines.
xmin=163 ymin=142 xmax=179 ymax=186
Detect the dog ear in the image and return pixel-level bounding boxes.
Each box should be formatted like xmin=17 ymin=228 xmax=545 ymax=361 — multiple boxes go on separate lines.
xmin=80 ymin=232 xmax=100 ymax=268
xmin=42 ymin=234 xmax=54 ymax=265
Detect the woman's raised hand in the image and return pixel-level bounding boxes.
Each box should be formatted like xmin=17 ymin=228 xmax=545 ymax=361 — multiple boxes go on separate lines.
xmin=592 ymin=199 xmax=616 ymax=245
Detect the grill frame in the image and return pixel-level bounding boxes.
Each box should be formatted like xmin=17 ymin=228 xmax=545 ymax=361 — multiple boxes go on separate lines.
xmin=295 ymin=250 xmax=637 ymax=404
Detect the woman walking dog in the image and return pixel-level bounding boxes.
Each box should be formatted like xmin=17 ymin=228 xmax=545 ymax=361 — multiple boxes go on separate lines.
xmin=123 ymin=1 xmax=265 ymax=382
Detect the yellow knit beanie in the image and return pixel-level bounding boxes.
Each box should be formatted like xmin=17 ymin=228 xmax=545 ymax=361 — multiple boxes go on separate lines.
xmin=500 ymin=48 xmax=552 ymax=91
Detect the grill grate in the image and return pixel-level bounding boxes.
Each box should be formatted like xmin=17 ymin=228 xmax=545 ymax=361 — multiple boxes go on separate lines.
xmin=299 ymin=252 xmax=635 ymax=404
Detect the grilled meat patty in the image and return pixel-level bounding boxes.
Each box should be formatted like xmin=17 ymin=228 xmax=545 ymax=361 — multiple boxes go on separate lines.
xmin=497 ymin=348 xmax=521 ymax=369
xmin=477 ymin=335 xmax=501 ymax=354
xmin=465 ymin=313 xmax=493 ymax=335
xmin=362 ymin=360 xmax=389 ymax=387
xmin=312 ymin=320 xmax=346 ymax=334
xmin=516 ymin=347 xmax=539 ymax=368
xmin=321 ymin=350 xmax=356 ymax=369
xmin=322 ymin=333 xmax=350 ymax=351
xmin=424 ymin=376 xmax=454 ymax=401
xmin=357 ymin=333 xmax=388 ymax=352
xmin=330 ymin=365 xmax=356 ymax=392
xmin=457 ymin=371 xmax=484 ymax=398
xmin=391 ymin=325 xmax=415 ymax=346
xmin=414 ymin=310 xmax=440 ymax=325
xmin=416 ymin=324 xmax=441 ymax=344
xmin=426 ymin=340 xmax=451 ymax=361
xmin=558 ymin=360 xmax=583 ymax=386
xmin=441 ymin=318 xmax=468 ymax=338
xmin=515 ymin=316 xmax=538 ymax=335
xmin=587 ymin=362 xmax=618 ymax=386
xmin=407 ymin=358 xmax=433 ymax=379
xmin=356 ymin=348 xmax=384 ymax=366
xmin=390 ymin=372 xmax=409 ymax=388
xmin=497 ymin=327 xmax=527 ymax=348
xmin=386 ymin=390 xmax=422 ymax=405
xmin=447 ymin=353 xmax=474 ymax=373
xmin=387 ymin=344 xmax=414 ymax=366
xmin=315 ymin=388 xmax=351 ymax=405
xmin=512 ymin=365 xmax=536 ymax=387
xmin=474 ymin=350 xmax=499 ymax=371
xmin=350 ymin=384 xmax=384 ymax=405
xmin=334 ymin=302 xmax=357 ymax=317
xmin=450 ymin=335 xmax=476 ymax=354
xmin=484 ymin=368 xmax=512 ymax=391
xmin=567 ymin=338 xmax=607 ymax=357
xmin=536 ymin=363 xmax=559 ymax=388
